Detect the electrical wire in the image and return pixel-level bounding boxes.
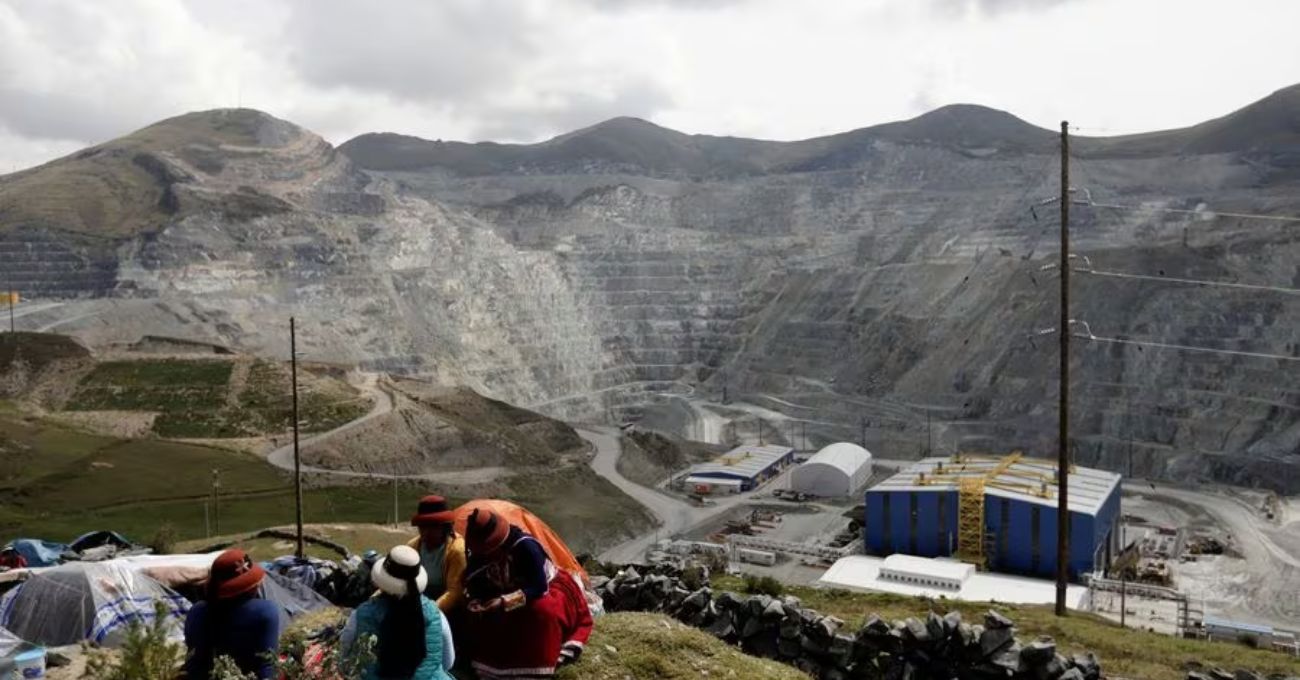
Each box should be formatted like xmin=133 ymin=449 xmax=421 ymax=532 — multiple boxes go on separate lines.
xmin=1072 ymin=331 xmax=1300 ymax=364
xmin=1087 ymin=201 xmax=1300 ymax=225
xmin=1077 ymin=267 xmax=1300 ymax=296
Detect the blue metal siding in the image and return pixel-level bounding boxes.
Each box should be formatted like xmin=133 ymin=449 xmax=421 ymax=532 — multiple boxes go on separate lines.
xmin=867 ymin=482 xmax=1122 ymax=582
xmin=1001 ymin=498 xmax=1034 ymax=573
xmin=1068 ymin=512 xmax=1095 ymax=578
xmin=914 ymin=491 xmax=939 ymax=556
xmin=864 ymin=491 xmax=886 ymax=554
xmin=889 ymin=492 xmax=912 ymax=555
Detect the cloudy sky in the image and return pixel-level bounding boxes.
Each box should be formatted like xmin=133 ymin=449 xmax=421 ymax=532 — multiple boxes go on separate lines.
xmin=1 ymin=0 xmax=1298 ymax=171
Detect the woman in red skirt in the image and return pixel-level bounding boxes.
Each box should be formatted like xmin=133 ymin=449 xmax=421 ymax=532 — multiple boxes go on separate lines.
xmin=462 ymin=508 xmax=593 ymax=679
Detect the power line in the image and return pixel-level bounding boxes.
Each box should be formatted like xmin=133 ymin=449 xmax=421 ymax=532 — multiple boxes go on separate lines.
xmin=1087 ymin=201 xmax=1300 ymax=225
xmin=1078 ymin=267 xmax=1300 ymax=296
xmin=1073 ymin=329 xmax=1300 ymax=364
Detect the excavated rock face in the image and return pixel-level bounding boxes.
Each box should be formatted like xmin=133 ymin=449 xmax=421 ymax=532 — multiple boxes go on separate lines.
xmin=4 ymin=88 xmax=1300 ymax=490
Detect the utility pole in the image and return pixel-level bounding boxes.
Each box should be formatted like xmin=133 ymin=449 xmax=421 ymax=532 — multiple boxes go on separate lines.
xmin=211 ymin=468 xmax=221 ymax=536
xmin=1120 ymin=576 xmax=1127 ymax=628
xmin=1055 ymin=121 xmax=1071 ymax=617
xmin=758 ymin=419 xmax=764 ymax=445
xmin=926 ymin=411 xmax=932 ymax=455
xmin=1126 ymin=392 xmax=1134 ymax=478
xmin=291 ymin=317 xmax=304 ymax=560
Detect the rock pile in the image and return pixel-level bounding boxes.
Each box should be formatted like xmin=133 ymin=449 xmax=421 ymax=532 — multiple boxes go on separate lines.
xmin=593 ymin=568 xmax=1103 ymax=680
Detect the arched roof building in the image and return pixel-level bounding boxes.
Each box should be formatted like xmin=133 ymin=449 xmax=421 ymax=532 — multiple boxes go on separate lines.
xmin=790 ymin=442 xmax=873 ymax=497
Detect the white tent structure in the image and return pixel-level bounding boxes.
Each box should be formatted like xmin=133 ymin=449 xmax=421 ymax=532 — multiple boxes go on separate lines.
xmin=791 ymin=443 xmax=872 ymax=497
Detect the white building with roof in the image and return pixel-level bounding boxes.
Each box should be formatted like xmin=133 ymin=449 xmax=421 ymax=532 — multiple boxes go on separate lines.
xmin=818 ymin=553 xmax=1090 ymax=609
xmin=685 ymin=444 xmax=795 ymax=493
xmin=790 ymin=442 xmax=872 ymax=497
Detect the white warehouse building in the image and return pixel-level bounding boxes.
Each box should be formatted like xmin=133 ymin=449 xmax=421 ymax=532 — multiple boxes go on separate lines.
xmin=790 ymin=442 xmax=873 ymax=497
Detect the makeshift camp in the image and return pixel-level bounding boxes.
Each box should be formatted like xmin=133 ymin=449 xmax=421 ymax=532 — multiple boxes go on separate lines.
xmin=5 ymin=539 xmax=68 ymax=568
xmin=261 ymin=571 xmax=331 ymax=628
xmin=0 ymin=560 xmax=189 ymax=647
xmin=452 ymin=499 xmax=589 ymax=586
xmin=0 ymin=552 xmax=332 ymax=649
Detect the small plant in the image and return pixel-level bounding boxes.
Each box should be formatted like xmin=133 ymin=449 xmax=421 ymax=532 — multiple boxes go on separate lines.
xmin=273 ymin=632 xmax=377 ymax=680
xmin=149 ymin=522 xmax=178 ymax=555
xmin=741 ymin=574 xmax=785 ymax=597
xmin=84 ymin=601 xmax=184 ymax=680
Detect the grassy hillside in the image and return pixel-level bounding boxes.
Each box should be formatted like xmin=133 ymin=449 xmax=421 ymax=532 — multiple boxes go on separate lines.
xmin=0 ymin=109 xmax=295 ymax=238
xmin=56 ymin=356 xmax=368 ymax=438
xmin=0 ymin=405 xmax=652 ymax=553
xmin=712 ymin=576 xmax=1300 ymax=680
xmin=558 ymin=613 xmax=806 ymax=680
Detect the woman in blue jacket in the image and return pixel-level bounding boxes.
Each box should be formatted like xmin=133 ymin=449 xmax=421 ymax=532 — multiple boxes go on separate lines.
xmin=341 ymin=545 xmax=455 ymax=680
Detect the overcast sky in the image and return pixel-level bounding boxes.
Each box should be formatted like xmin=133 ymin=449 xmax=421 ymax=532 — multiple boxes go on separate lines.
xmin=1 ymin=0 xmax=1298 ymax=171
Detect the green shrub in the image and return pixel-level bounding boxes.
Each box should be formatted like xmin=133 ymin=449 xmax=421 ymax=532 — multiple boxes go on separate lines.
xmin=84 ymin=601 xmax=185 ymax=680
xmin=741 ymin=574 xmax=785 ymax=597
xmin=148 ymin=523 xmax=178 ymax=555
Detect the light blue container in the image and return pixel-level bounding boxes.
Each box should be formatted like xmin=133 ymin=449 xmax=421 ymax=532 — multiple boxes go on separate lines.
xmin=11 ymin=648 xmax=44 ymax=679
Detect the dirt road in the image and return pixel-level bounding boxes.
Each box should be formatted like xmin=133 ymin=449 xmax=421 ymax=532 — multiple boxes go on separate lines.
xmin=579 ymin=425 xmax=754 ymax=564
xmin=1128 ymin=481 xmax=1300 ymax=631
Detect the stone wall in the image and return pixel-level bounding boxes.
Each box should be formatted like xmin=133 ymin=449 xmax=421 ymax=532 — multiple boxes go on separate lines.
xmin=593 ymin=566 xmax=1102 ymax=680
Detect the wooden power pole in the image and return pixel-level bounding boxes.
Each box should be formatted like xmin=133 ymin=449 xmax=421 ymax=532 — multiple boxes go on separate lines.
xmin=1055 ymin=121 xmax=1071 ymax=617
xmin=291 ymin=317 xmax=304 ymax=560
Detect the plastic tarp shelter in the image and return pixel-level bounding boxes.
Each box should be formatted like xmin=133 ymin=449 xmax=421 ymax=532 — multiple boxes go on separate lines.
xmin=0 ymin=560 xmax=190 ymax=647
xmin=452 ymin=499 xmax=589 ymax=587
xmin=6 ymin=539 xmax=67 ymax=568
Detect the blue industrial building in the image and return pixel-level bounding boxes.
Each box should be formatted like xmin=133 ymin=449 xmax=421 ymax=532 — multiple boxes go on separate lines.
xmin=863 ymin=454 xmax=1122 ymax=581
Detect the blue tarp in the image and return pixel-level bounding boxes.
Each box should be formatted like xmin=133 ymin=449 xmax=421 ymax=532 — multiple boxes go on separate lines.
xmin=6 ymin=540 xmax=67 ymax=568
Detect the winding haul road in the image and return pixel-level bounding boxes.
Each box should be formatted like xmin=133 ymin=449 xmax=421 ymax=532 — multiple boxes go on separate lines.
xmin=580 ymin=425 xmax=754 ymax=564
xmin=258 ymin=378 xmax=746 ymax=562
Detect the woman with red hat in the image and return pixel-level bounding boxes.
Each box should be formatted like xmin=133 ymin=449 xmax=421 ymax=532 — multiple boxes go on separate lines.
xmin=461 ymin=508 xmax=593 ymax=678
xmin=340 ymin=544 xmax=455 ymax=680
xmin=404 ymin=495 xmax=467 ymax=613
xmin=183 ymin=548 xmax=282 ymax=679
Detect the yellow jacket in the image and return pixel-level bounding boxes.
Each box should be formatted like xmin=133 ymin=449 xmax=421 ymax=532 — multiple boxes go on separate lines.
xmin=406 ymin=533 xmax=467 ymax=613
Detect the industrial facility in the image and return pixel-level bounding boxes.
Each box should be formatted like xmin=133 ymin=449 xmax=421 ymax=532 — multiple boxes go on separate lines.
xmin=685 ymin=444 xmax=795 ymax=494
xmin=862 ymin=453 xmax=1122 ymax=580
xmin=789 ymin=442 xmax=873 ymax=497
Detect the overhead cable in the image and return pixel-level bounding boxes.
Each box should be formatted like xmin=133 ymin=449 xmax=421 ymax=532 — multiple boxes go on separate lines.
xmin=1077 ymin=267 xmax=1300 ymax=296
xmin=1072 ymin=328 xmax=1300 ymax=364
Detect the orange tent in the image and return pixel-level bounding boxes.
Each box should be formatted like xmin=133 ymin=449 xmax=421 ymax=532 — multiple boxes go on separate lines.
xmin=452 ymin=499 xmax=589 ymax=587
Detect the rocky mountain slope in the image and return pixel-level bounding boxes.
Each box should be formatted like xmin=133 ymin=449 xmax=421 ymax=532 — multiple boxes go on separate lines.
xmin=3 ymin=86 xmax=1299 ymax=490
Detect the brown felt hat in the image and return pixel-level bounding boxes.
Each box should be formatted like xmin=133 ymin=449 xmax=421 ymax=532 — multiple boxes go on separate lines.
xmin=465 ymin=508 xmax=510 ymax=556
xmin=411 ymin=495 xmax=456 ymax=526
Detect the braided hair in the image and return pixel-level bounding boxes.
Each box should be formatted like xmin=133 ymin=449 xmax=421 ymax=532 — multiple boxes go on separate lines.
xmin=376 ymin=556 xmax=428 ymax=676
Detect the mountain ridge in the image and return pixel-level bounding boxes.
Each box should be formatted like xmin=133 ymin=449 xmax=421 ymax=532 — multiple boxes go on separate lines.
xmin=340 ymin=84 xmax=1300 ymax=176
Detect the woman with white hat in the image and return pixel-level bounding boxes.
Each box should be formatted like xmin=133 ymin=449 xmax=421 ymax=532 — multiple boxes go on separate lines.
xmin=340 ymin=545 xmax=455 ymax=680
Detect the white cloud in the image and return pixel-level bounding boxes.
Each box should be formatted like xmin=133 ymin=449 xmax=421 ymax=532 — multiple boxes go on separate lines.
xmin=0 ymin=0 xmax=1298 ymax=170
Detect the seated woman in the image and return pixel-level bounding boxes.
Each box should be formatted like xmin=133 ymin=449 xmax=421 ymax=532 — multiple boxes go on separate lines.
xmin=341 ymin=545 xmax=455 ymax=680
xmin=184 ymin=549 xmax=282 ymax=680
xmin=462 ymin=508 xmax=593 ymax=679
xmin=404 ymin=495 xmax=467 ymax=613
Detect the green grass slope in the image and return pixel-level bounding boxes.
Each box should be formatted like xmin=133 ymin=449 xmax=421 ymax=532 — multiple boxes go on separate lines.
xmin=0 ymin=109 xmax=293 ymax=238
xmin=558 ymin=613 xmax=807 ymax=680
xmin=59 ymin=357 xmax=368 ymax=438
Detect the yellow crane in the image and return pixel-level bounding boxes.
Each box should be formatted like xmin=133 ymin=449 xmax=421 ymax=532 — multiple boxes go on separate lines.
xmin=915 ymin=451 xmax=1061 ymax=568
